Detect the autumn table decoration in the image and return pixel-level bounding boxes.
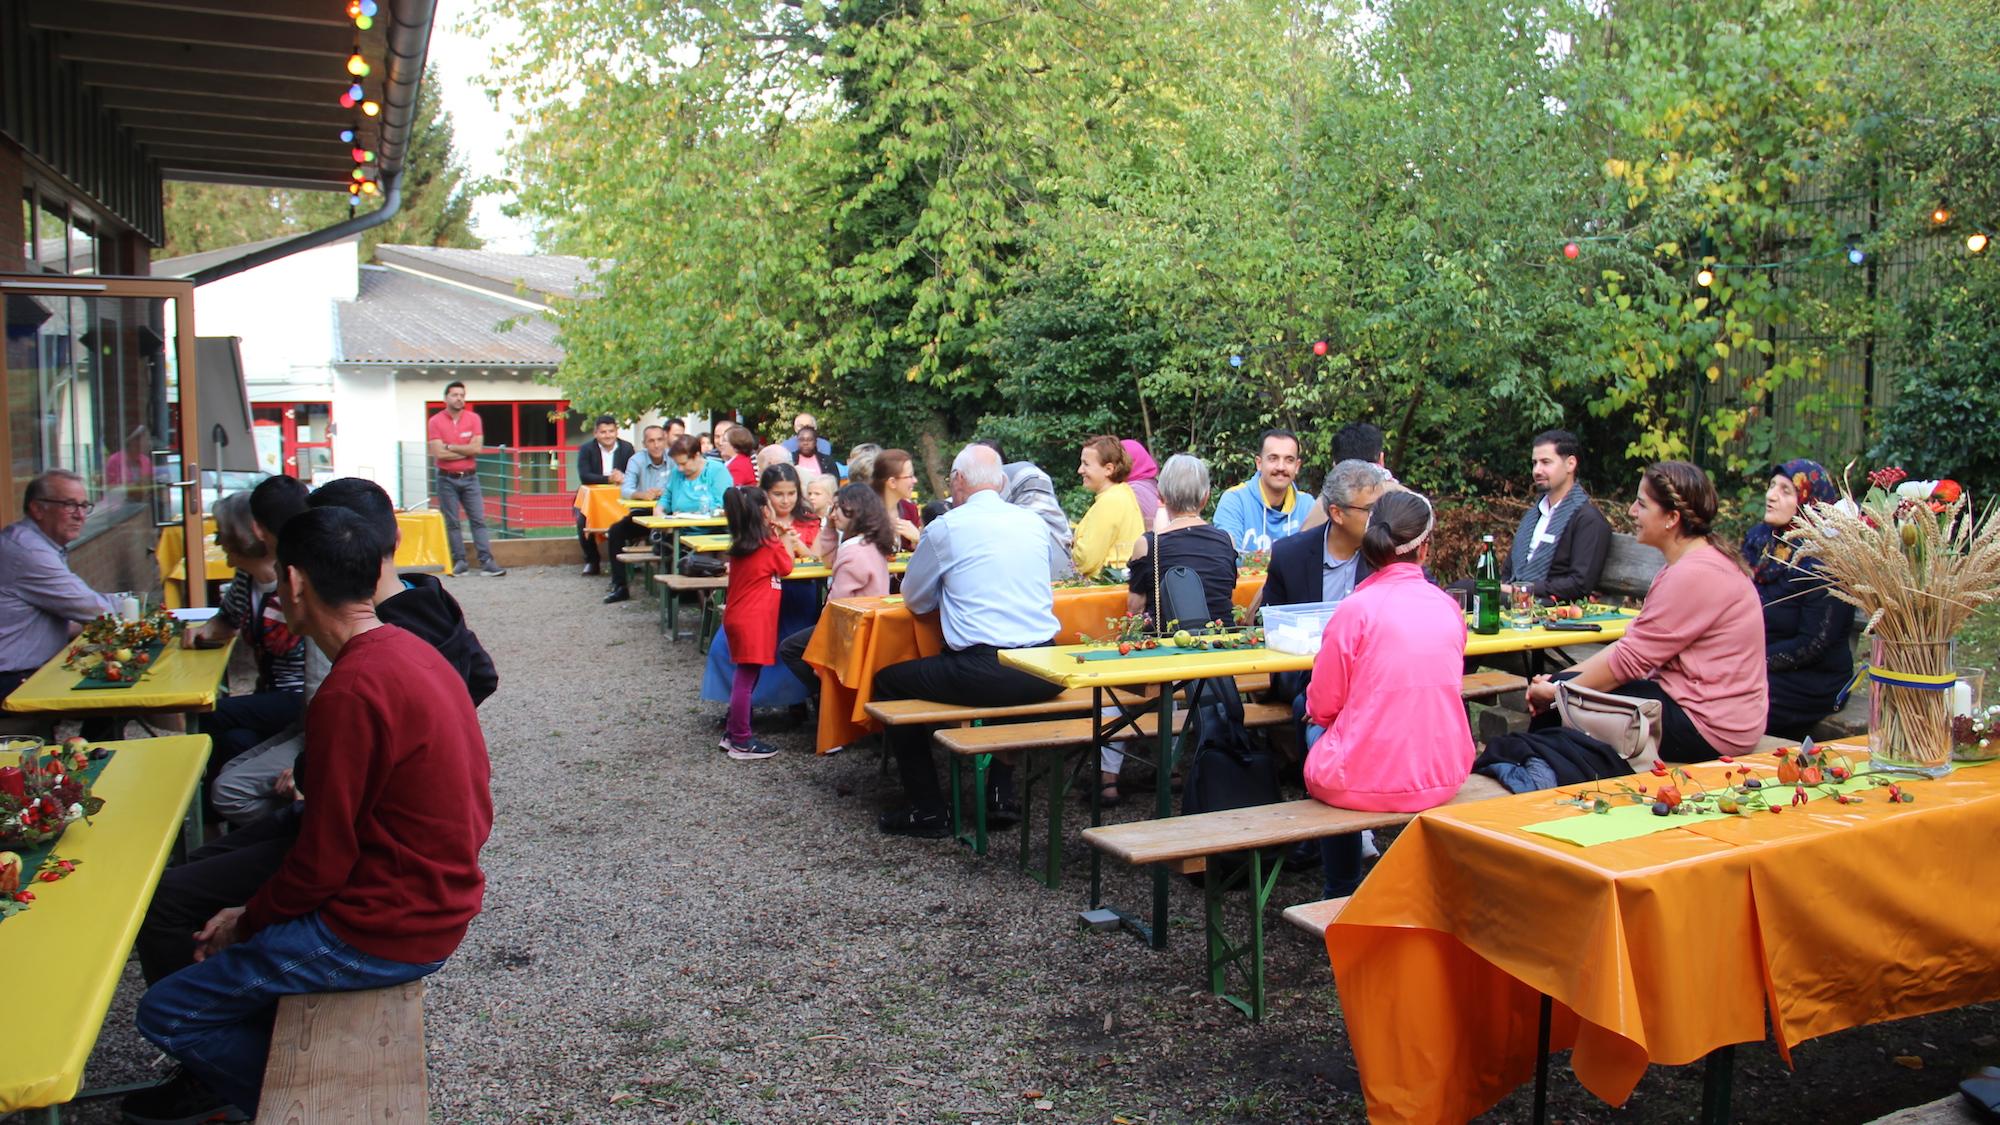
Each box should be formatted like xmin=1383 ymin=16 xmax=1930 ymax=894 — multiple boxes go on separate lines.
xmin=1791 ymin=469 xmax=2000 ymax=777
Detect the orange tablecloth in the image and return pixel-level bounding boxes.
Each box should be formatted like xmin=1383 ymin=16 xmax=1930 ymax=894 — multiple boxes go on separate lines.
xmin=573 ymin=484 xmax=628 ymax=532
xmin=801 ymin=576 xmax=1264 ymax=753
xmin=1325 ymin=742 xmax=2000 ymax=1123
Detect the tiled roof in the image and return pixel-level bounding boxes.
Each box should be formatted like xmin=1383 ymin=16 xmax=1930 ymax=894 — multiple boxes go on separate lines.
xmin=152 ymin=235 xmax=319 ymax=278
xmin=374 ymin=245 xmax=597 ymax=303
xmin=336 ymin=266 xmax=564 ymax=366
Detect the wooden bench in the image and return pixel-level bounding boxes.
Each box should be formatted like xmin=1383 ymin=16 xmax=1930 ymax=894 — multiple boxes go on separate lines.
xmin=1082 ymin=779 xmax=1501 ymax=1020
xmin=1460 ymin=670 xmax=1528 ymax=702
xmin=256 ymin=981 xmax=427 ymax=1123
xmin=1598 ymin=532 xmax=1666 ymax=602
xmin=1281 ymin=894 xmax=1350 ymax=939
xmin=653 ymin=573 xmax=726 ymax=644
xmin=616 ymin=550 xmax=660 ymax=599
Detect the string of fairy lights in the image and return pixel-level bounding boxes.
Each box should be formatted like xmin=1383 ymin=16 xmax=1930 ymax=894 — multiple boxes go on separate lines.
xmin=337 ymin=0 xmax=385 ymax=207
xmin=1221 ymin=201 xmax=1990 ymax=367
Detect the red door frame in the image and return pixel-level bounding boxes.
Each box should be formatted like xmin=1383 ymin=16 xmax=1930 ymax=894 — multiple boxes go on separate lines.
xmin=252 ymin=402 xmax=333 ymax=478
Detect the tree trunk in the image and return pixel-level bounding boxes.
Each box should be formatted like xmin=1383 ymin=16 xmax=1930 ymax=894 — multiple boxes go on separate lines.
xmin=913 ymin=410 xmax=953 ymax=502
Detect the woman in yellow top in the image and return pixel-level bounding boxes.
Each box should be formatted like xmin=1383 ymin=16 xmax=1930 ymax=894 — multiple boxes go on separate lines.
xmin=1072 ymin=434 xmax=1146 ymax=578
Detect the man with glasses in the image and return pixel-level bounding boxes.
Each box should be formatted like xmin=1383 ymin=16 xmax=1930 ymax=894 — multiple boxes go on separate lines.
xmin=0 ymin=470 xmax=117 ymax=701
xmin=1212 ymin=428 xmax=1309 ymax=554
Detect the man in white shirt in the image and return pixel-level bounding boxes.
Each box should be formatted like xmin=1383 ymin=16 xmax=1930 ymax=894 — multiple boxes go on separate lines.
xmin=574 ymin=415 xmax=634 ymax=577
xmin=873 ymin=444 xmax=1064 ymax=838
xmin=1501 ymin=429 xmax=1611 ymax=601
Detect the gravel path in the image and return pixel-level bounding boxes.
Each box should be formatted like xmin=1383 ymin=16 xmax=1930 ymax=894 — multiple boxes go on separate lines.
xmin=58 ymin=566 xmax=1995 ymax=1123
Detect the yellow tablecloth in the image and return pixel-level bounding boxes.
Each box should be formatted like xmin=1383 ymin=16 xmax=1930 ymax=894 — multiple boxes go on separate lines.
xmin=682 ymin=533 xmax=732 ymax=553
xmin=801 ymin=578 xmax=1266 ymax=753
xmin=162 ymin=510 xmax=458 ymax=605
xmin=573 ymin=484 xmax=628 ymax=532
xmin=632 ymin=514 xmax=727 ymax=531
xmin=0 ymin=736 xmax=209 ymax=1114
xmin=1325 ymin=740 xmax=2000 ymax=1123
xmin=1 ymin=639 xmax=236 ymax=715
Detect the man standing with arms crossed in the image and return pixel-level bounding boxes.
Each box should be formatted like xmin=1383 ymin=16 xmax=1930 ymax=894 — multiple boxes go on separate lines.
xmin=426 ymin=381 xmax=505 ymax=577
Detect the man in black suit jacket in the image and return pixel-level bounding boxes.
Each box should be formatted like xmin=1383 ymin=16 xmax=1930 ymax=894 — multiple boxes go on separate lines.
xmin=574 ymin=414 xmax=635 ymax=576
xmin=1256 ymin=459 xmax=1392 ymax=719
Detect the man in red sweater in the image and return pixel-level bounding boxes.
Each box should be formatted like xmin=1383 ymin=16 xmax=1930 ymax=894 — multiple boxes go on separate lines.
xmin=130 ymin=506 xmax=493 ymax=1121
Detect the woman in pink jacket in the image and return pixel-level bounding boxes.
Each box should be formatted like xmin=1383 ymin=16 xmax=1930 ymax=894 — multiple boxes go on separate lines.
xmin=1305 ymin=489 xmax=1476 ymax=896
xmin=779 ymin=484 xmax=898 ymax=708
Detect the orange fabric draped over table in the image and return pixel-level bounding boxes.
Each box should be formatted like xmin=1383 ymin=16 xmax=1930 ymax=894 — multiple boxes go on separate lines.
xmin=800 ymin=576 xmax=1266 ymax=753
xmin=573 ymin=484 xmax=629 ymax=532
xmin=1324 ymin=743 xmax=2000 ymax=1123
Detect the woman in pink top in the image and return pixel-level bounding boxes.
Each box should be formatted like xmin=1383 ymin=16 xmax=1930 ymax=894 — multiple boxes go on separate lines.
xmin=779 ymin=484 xmax=897 ymax=705
xmin=1524 ymin=460 xmax=1767 ymax=761
xmin=1305 ymin=491 xmax=1476 ymax=896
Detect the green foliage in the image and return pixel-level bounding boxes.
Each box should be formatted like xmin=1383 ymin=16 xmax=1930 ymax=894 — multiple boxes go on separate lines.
xmin=481 ymin=0 xmax=2000 ymax=501
xmin=159 ymin=66 xmax=480 ymax=260
xmin=1872 ymin=256 xmax=2000 ymax=497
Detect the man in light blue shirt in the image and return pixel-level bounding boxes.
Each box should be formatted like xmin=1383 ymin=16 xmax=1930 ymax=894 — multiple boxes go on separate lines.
xmin=665 ymin=435 xmax=733 ymax=514
xmin=1211 ymin=428 xmax=1308 ymax=554
xmin=602 ymin=425 xmax=679 ymax=603
xmin=0 ymin=470 xmax=116 ymax=700
xmin=874 ymin=444 xmax=1064 ymax=838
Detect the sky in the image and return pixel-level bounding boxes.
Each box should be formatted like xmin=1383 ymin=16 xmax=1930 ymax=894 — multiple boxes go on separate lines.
xmin=425 ymin=4 xmax=536 ymax=252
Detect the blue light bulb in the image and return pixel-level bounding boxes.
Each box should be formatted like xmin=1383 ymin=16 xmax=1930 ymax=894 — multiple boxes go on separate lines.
xmin=348 ymin=83 xmax=365 ymax=100
xmin=340 ymin=129 xmax=355 ymax=143
xmin=1847 ymin=247 xmax=1866 ymax=266
xmin=1228 ymin=354 xmax=1243 ymax=368
xmin=360 ymin=0 xmax=378 ymax=14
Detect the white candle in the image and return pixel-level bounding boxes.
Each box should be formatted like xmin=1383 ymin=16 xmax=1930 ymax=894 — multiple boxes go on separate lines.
xmin=1954 ymin=680 xmax=1974 ymax=717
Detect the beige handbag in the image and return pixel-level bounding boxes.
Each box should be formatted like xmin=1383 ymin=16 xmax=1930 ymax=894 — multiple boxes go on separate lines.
xmin=1555 ymin=681 xmax=1664 ymax=773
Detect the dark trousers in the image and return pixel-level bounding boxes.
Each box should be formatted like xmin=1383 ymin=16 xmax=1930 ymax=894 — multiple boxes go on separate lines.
xmin=779 ymin=626 xmax=818 ymax=702
xmin=576 ymin=510 xmax=601 ymax=567
xmin=1531 ymin=675 xmax=1720 ymax=763
xmin=872 ymin=642 xmax=1062 ymax=814
xmin=137 ymin=809 xmax=300 ymax=984
xmin=436 ymin=471 xmax=495 ymax=570
xmin=206 ymin=689 xmax=305 ymax=766
xmin=606 ymin=513 xmax=649 ymax=589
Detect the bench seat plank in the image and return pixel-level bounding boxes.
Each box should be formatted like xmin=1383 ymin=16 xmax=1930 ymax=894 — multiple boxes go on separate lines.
xmin=257 ymin=981 xmax=427 ymax=1124
xmin=863 ymin=676 xmax=1274 ymax=728
xmin=1460 ymin=671 xmax=1528 ymax=699
xmin=1083 ymin=798 xmax=1414 ymax=866
xmin=1281 ymin=895 xmax=1352 ymax=938
xmin=935 ymin=701 xmax=1290 ymax=755
xmin=654 ymin=574 xmax=727 ymax=591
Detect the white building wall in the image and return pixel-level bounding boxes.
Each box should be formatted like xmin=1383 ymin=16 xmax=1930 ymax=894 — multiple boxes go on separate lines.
xmin=189 ymin=238 xmax=356 ymax=403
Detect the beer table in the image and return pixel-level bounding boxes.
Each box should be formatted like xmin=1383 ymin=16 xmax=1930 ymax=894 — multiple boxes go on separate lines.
xmin=163 ymin=511 xmax=457 ymax=606
xmin=630 ymin=513 xmax=726 ymax=573
xmin=996 ymin=612 xmax=1635 ymax=946
xmin=2 ymin=638 xmax=237 ymax=720
xmin=1324 ymin=739 xmax=2000 ymax=1124
xmin=0 ymin=736 xmax=210 ymax=1120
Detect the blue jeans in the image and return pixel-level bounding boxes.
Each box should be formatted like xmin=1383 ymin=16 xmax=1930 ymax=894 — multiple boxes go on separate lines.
xmin=435 ymin=471 xmax=495 ymax=570
xmin=136 ymin=912 xmax=443 ymax=1115
xmin=1304 ymin=718 xmax=1365 ymax=898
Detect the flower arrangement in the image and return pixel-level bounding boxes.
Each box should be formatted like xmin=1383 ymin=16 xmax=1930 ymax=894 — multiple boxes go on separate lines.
xmin=1953 ymin=704 xmax=2000 ymax=762
xmin=1790 ymin=467 xmax=2000 ymax=775
xmin=1558 ymin=740 xmax=1913 ymax=818
xmin=0 ymin=737 xmax=107 ymax=849
xmin=63 ymin=608 xmax=182 ymax=683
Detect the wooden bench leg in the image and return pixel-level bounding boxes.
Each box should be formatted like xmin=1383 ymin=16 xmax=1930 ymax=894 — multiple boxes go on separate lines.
xmin=1201 ymin=845 xmax=1284 ymax=1021
xmin=948 ymin=751 xmax=990 ymax=856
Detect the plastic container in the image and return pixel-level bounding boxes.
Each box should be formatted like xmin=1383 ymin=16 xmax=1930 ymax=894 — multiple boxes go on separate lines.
xmin=1260 ymin=600 xmax=1344 ymax=655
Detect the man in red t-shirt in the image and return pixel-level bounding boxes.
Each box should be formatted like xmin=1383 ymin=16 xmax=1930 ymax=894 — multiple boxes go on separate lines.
xmin=130 ymin=506 xmax=494 ymax=1121
xmin=426 ymin=380 xmax=504 ymax=576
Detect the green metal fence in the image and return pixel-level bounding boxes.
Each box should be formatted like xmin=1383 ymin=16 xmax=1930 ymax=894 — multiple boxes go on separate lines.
xmin=397 ymin=443 xmax=579 ymax=539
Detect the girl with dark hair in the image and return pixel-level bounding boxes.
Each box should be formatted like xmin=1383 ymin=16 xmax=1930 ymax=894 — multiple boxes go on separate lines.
xmin=1745 ymin=459 xmax=1856 ymax=737
xmin=760 ymin=462 xmax=821 ymax=546
xmin=779 ymin=484 xmax=899 ymax=713
xmin=714 ymin=486 xmax=791 ymax=760
xmin=1304 ymin=489 xmax=1486 ymax=897
xmin=871 ymin=449 xmax=923 ymax=549
xmin=1525 ymin=460 xmax=1767 ymax=761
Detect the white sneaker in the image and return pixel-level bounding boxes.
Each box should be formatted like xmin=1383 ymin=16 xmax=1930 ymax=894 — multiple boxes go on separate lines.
xmin=1361 ymin=829 xmax=1379 ymax=859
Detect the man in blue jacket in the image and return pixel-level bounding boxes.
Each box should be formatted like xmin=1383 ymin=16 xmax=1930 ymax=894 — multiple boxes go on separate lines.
xmin=1211 ymin=429 xmax=1308 ymax=554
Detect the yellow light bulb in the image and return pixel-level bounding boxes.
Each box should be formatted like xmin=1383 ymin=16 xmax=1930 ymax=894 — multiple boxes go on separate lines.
xmin=347 ymin=53 xmax=368 ymax=76
xmin=1932 ymin=206 xmax=1952 ymax=225
xmin=1696 ymin=268 xmax=1715 ymax=287
xmin=361 ymin=100 xmax=381 ymax=117
xmin=1970 ymin=233 xmax=1991 ymax=255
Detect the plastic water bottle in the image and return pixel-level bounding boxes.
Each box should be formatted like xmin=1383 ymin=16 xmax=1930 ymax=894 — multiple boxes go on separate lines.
xmin=1473 ymin=536 xmax=1501 ymax=635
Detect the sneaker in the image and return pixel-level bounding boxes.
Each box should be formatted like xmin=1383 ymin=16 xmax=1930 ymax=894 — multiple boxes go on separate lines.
xmin=480 ymin=564 xmax=508 ymax=577
xmin=724 ymin=738 xmax=781 ymax=761
xmin=878 ymin=806 xmax=950 ymax=838
xmin=120 ymin=1067 xmax=248 ymax=1124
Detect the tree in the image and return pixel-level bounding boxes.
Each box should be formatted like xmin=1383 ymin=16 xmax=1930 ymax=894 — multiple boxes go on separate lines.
xmin=158 ymin=65 xmax=480 ymax=260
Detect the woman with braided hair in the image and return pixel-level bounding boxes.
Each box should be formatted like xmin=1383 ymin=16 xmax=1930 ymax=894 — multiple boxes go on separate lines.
xmin=1524 ymin=460 xmax=1767 ymax=761
xmin=1304 ymin=489 xmax=1489 ymax=896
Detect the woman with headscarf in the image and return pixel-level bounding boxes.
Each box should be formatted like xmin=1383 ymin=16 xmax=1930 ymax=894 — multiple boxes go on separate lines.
xmin=1122 ymin=439 xmax=1161 ymax=525
xmin=1743 ymin=458 xmax=1856 ymax=738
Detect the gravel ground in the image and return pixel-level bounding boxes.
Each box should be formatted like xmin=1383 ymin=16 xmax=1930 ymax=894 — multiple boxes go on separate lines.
xmin=52 ymin=565 xmax=1998 ymax=1123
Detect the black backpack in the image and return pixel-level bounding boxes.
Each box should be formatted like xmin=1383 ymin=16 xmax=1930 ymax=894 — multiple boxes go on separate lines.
xmin=1178 ymin=681 xmax=1285 ymax=888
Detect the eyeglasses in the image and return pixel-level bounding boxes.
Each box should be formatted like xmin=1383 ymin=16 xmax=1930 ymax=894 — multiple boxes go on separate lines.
xmin=36 ymin=498 xmax=94 ymax=514
xmin=1336 ymin=504 xmax=1374 ymax=516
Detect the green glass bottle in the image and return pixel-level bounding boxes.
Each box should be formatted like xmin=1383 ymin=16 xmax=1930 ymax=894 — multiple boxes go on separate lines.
xmin=1473 ymin=534 xmax=1502 ymax=635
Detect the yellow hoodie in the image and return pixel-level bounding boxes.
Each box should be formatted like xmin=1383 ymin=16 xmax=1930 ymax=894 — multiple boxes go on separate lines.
xmin=1072 ymin=482 xmax=1145 ymax=578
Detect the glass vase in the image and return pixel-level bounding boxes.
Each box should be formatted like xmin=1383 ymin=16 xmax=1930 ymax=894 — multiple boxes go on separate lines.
xmin=1869 ymin=637 xmax=1956 ymax=778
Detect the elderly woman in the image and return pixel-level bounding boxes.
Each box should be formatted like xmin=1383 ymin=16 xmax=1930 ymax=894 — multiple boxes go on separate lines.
xmin=1072 ymin=435 xmax=1145 ymax=579
xmin=1526 ymin=460 xmax=1767 ymax=761
xmin=1096 ymin=454 xmax=1239 ymax=802
xmin=183 ymin=490 xmax=308 ymax=762
xmin=1744 ymin=459 xmax=1856 ymax=738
